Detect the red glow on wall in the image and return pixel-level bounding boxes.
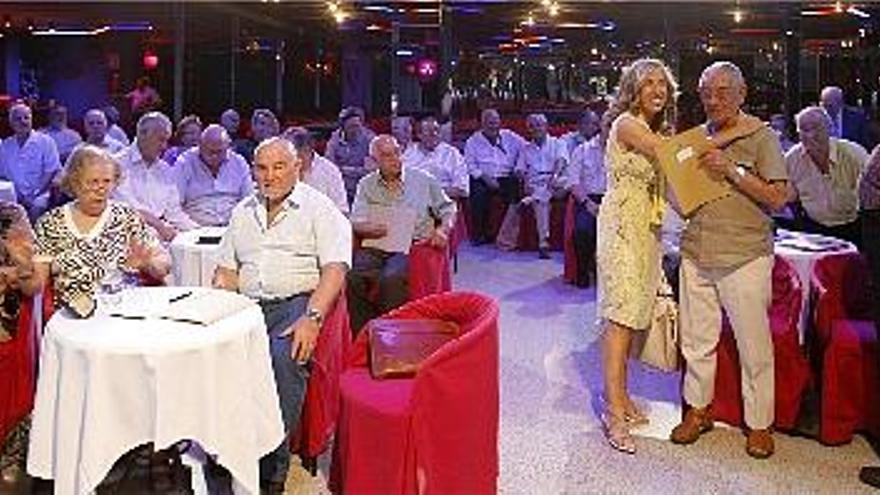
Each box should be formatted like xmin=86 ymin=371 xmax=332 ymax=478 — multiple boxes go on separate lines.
xmin=143 ymin=51 xmax=159 ymax=70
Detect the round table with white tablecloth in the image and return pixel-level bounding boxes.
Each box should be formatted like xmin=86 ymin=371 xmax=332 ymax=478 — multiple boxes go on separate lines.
xmin=774 ymin=228 xmax=859 ymax=343
xmin=0 ymin=180 xmax=17 ymax=204
xmin=170 ymin=226 xmax=227 ymax=287
xmin=27 ymin=287 xmax=283 ymax=495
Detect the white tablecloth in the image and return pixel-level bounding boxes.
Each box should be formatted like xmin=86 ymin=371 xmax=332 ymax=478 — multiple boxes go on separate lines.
xmin=170 ymin=226 xmax=227 ymax=287
xmin=0 ymin=180 xmax=16 ymax=203
xmin=774 ymin=229 xmax=859 ymax=343
xmin=27 ymin=287 xmax=283 ymax=495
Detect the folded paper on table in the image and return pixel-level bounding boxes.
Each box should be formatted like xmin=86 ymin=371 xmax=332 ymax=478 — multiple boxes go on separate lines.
xmin=658 ymin=126 xmax=731 ymax=216
xmin=361 ymin=206 xmax=418 ymax=254
xmin=110 ymin=289 xmax=253 ymax=326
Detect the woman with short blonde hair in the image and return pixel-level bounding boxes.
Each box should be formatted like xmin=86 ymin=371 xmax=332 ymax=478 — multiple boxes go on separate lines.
xmin=23 ymin=145 xmax=170 ymax=316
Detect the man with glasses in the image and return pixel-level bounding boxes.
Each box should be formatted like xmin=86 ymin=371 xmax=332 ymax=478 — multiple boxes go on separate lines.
xmin=671 ymin=61 xmax=790 ymax=459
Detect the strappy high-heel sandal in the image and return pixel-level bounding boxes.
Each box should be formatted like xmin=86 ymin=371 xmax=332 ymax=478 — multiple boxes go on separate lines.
xmin=601 ymin=412 xmax=636 ymax=454
xmin=624 ymin=400 xmax=650 ymax=428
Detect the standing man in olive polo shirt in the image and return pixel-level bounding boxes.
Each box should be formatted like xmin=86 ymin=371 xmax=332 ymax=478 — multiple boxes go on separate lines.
xmin=670 ymin=61 xmax=790 ymax=459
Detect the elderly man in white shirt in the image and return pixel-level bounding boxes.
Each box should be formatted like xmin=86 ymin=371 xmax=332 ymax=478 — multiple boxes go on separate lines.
xmin=464 ymin=108 xmax=527 ymax=244
xmin=40 ymin=105 xmax=82 ymax=163
xmin=567 ymin=117 xmax=605 ymax=285
xmin=102 ymin=105 xmax=130 ymax=146
xmin=114 ymin=111 xmax=196 ymax=242
xmin=83 ymin=109 xmax=126 ymax=154
xmin=282 ymin=127 xmax=349 ymax=214
xmin=0 ymin=103 xmax=61 ymax=221
xmin=212 ymin=137 xmax=350 ymax=494
xmin=514 ymin=113 xmax=569 ymax=258
xmin=561 ymin=110 xmax=601 ymax=155
xmin=403 ymin=115 xmax=469 ymax=199
xmin=786 ymin=105 xmax=868 ymax=245
xmin=175 ymin=124 xmax=253 ymax=226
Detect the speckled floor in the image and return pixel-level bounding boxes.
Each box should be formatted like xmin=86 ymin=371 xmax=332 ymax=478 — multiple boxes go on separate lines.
xmin=287 ymin=244 xmax=878 ymax=494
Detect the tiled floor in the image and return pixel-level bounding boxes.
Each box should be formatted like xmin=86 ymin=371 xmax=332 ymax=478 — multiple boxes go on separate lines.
xmin=292 ymin=244 xmax=877 ymax=494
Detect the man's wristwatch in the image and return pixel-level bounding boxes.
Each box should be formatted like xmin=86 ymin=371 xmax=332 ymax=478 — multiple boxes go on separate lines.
xmin=729 ymin=165 xmax=747 ymax=186
xmin=305 ymin=308 xmax=324 ymax=326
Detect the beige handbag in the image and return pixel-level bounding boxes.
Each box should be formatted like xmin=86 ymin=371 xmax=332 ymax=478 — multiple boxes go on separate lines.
xmin=634 ymin=272 xmax=680 ymax=372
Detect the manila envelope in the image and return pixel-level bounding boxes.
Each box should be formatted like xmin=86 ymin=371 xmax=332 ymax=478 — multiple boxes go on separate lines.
xmin=657 ymin=126 xmax=731 ymax=216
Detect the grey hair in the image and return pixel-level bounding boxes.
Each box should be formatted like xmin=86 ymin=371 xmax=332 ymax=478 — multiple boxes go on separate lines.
xmin=201 ymin=124 xmax=230 ymax=144
xmin=60 ymin=144 xmax=121 ymax=195
xmin=136 ymin=111 xmax=172 ymax=137
xmin=795 ymin=105 xmax=833 ymax=131
xmin=699 ymin=61 xmax=746 ymax=90
xmin=526 ymin=113 xmax=548 ymax=127
xmin=368 ymin=134 xmax=398 ymax=157
xmin=253 ymin=136 xmax=297 ymax=163
xmin=481 ymin=108 xmax=500 ymax=123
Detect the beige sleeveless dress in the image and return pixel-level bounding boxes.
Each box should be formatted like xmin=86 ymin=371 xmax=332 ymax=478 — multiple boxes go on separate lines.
xmin=596 ymin=115 xmax=665 ymax=330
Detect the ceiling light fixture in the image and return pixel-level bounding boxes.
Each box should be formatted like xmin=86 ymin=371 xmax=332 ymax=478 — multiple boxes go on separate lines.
xmin=733 ymin=10 xmax=744 ymax=23
xmin=549 ymin=2 xmax=560 ymax=17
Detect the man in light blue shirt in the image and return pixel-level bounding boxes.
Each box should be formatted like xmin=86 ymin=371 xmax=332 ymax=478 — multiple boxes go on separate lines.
xmin=213 ymin=137 xmax=350 ymax=493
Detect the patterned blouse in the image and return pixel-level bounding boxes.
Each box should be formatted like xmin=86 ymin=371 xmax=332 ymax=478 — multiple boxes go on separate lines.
xmin=34 ymin=201 xmax=159 ymax=309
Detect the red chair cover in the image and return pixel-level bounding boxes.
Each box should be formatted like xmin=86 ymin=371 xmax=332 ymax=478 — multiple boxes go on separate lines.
xmin=331 ymin=292 xmax=499 ymax=494
xmin=290 ymin=292 xmax=351 ymax=459
xmin=448 ymin=204 xmax=468 ymax=260
xmin=811 ymin=253 xmax=879 ymax=444
xmin=0 ymin=296 xmax=37 ymax=442
xmin=562 ymin=195 xmax=578 ymax=284
xmin=516 ymin=196 xmax=567 ymax=251
xmin=407 ymin=243 xmax=452 ymax=301
xmin=711 ymin=256 xmax=812 ymax=429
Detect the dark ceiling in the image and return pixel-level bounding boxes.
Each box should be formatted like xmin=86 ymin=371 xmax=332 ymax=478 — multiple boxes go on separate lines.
xmin=1 ymin=1 xmax=876 ymax=57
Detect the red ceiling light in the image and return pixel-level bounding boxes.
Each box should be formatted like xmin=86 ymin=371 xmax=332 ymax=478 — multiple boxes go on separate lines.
xmin=142 ymin=50 xmax=159 ymax=70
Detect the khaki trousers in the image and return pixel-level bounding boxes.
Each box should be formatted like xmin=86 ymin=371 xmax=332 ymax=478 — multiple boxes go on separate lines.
xmin=679 ymin=255 xmax=775 ymax=429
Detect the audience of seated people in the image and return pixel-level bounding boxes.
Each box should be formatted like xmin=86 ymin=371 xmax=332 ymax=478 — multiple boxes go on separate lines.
xmin=465 ymin=108 xmax=527 ymax=245
xmin=162 ymin=114 xmax=203 ymax=166
xmin=566 ymin=110 xmax=604 ymax=285
xmin=326 ymin=106 xmax=376 ymax=203
xmin=212 ymin=136 xmax=350 ymax=494
xmin=0 ymin=103 xmax=61 ymax=222
xmin=820 ymin=85 xmax=871 ymax=150
xmin=402 ymin=114 xmax=469 ymax=200
xmin=83 ymin=108 xmax=126 ymax=154
xmin=113 ymin=111 xmax=197 ymax=242
xmin=282 ymin=126 xmax=349 ymax=214
xmin=785 ymin=105 xmax=868 ymax=247
xmin=347 ymin=134 xmax=456 ymax=334
xmin=40 ymin=105 xmax=82 ymax=164
xmin=514 ymin=113 xmax=569 ymax=258
xmin=174 ymin=124 xmax=253 ymax=226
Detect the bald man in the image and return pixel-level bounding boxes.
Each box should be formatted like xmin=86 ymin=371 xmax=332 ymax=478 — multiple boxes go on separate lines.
xmin=0 ymin=103 xmax=61 ymax=221
xmin=174 ymin=124 xmax=254 ymax=226
xmin=820 ymin=86 xmax=870 ymax=149
xmin=213 ymin=137 xmax=350 ymax=492
xmin=348 ymin=134 xmax=456 ymax=334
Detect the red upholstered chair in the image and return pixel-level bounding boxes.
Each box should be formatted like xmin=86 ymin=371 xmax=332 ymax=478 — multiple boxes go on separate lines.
xmin=448 ymin=201 xmax=469 ymax=272
xmin=330 ymin=292 xmax=499 ymax=494
xmin=563 ymin=195 xmax=578 ymax=284
xmin=407 ymin=242 xmax=452 ymax=300
xmin=711 ymin=256 xmax=812 ymax=430
xmin=291 ymin=292 xmax=352 ymax=473
xmin=811 ymin=253 xmax=879 ymax=444
xmin=0 ymin=295 xmax=39 ymax=444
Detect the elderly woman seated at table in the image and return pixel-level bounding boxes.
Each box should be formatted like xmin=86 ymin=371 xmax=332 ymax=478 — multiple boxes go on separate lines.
xmin=19 ymin=145 xmax=170 ymax=316
xmin=0 ymin=201 xmax=38 ymax=490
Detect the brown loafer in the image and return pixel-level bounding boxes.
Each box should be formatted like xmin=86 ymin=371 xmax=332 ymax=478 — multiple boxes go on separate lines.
xmin=670 ymin=406 xmax=713 ymax=445
xmin=745 ymin=428 xmax=774 ymax=459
